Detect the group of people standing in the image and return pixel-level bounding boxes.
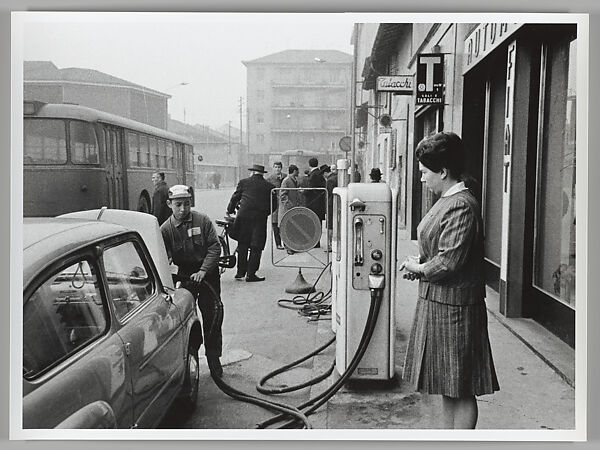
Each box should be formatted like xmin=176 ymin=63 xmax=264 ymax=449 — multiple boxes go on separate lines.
xmin=148 ymin=131 xmax=499 ymax=428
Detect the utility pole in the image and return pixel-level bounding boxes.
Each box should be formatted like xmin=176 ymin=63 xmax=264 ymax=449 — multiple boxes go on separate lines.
xmin=228 ymin=120 xmax=231 ymax=153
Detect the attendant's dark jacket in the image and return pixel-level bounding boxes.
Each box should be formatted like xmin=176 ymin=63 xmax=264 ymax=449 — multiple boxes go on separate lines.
xmin=304 ymin=167 xmax=326 ymax=220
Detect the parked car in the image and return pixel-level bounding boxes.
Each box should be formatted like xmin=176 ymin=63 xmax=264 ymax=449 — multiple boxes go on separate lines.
xmin=22 ymin=209 xmax=203 ymax=429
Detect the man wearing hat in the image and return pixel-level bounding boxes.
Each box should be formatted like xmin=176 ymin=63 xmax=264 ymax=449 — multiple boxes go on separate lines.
xmin=161 ymin=184 xmax=224 ymax=377
xmin=226 ymin=164 xmax=276 ymax=282
xmin=304 ymin=157 xmax=326 ymax=248
xmin=369 ymin=167 xmax=383 ymax=183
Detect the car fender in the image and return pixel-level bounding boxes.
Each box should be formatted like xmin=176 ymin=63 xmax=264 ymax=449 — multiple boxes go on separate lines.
xmin=55 ymin=400 xmax=117 ymax=429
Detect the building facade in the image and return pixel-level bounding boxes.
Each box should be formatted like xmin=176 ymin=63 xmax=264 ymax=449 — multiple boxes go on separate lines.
xmin=243 ymin=49 xmax=352 ymax=167
xmin=354 ymin=22 xmax=578 ymax=346
xmin=168 ymin=120 xmax=246 ymax=188
xmin=24 ymin=61 xmax=170 ymax=129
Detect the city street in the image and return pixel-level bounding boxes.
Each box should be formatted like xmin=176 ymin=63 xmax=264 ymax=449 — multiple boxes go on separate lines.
xmin=158 ymin=187 xmax=576 ymax=430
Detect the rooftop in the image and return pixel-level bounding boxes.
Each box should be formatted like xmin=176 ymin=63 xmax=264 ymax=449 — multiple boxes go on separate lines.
xmin=24 ymin=61 xmax=169 ymax=98
xmin=243 ymin=49 xmax=352 ymax=65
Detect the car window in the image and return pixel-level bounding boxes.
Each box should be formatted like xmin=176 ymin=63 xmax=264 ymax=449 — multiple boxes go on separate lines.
xmin=23 ymin=259 xmax=107 ymax=379
xmin=103 ymin=241 xmax=155 ymax=321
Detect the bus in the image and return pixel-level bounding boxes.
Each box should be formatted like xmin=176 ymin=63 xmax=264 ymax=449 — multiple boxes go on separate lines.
xmin=23 ymin=101 xmax=195 ymax=217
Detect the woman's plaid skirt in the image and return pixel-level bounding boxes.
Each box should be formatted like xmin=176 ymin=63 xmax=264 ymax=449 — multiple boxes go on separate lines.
xmin=403 ymin=296 xmax=500 ymax=398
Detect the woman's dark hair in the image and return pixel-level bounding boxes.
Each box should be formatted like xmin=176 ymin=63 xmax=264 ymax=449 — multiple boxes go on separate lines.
xmin=415 ymin=131 xmax=465 ymax=180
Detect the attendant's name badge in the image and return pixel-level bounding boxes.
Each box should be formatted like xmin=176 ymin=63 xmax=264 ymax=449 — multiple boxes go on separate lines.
xmin=188 ymin=227 xmax=202 ymax=237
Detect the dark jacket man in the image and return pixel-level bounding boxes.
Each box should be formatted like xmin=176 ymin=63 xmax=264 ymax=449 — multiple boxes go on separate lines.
xmin=226 ymin=164 xmax=275 ymax=282
xmin=151 ymin=172 xmax=171 ymax=225
xmin=304 ymin=158 xmax=326 ymax=221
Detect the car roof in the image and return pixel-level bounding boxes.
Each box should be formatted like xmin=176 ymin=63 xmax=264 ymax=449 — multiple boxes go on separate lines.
xmin=23 ymin=217 xmax=129 ymax=289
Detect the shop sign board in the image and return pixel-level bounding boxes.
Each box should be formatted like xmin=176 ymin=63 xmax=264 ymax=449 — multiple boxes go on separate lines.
xmin=376 ymin=75 xmax=413 ymax=94
xmin=416 ymin=54 xmax=444 ymax=105
xmin=463 ymin=23 xmax=523 ymax=74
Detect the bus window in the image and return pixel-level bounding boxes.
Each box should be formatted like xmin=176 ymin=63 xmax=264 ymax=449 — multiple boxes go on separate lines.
xmin=24 ymin=119 xmax=67 ymax=165
xmin=149 ymin=137 xmax=158 ymax=168
xmin=166 ymin=141 xmax=174 ymax=169
xmin=70 ymin=121 xmax=99 ymax=164
xmin=158 ymin=140 xmax=167 ymax=168
xmin=139 ymin=135 xmax=149 ymax=167
xmin=128 ymin=132 xmax=139 ymax=166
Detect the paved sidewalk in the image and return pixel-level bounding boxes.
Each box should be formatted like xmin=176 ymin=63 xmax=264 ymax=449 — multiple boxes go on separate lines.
xmin=309 ymin=233 xmax=576 ymax=430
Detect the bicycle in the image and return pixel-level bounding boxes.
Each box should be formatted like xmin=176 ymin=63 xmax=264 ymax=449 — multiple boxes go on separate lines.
xmin=216 ymin=215 xmax=237 ymax=274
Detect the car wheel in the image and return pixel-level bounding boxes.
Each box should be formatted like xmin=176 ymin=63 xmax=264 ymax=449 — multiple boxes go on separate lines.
xmin=177 ymin=343 xmax=199 ymax=413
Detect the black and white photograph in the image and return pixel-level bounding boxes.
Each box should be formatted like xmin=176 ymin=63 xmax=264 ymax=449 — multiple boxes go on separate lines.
xmin=9 ymin=11 xmax=588 ymax=441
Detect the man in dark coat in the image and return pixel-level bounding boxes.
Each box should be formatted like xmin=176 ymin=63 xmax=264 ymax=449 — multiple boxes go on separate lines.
xmin=151 ymin=171 xmax=171 ymax=225
xmin=304 ymin=157 xmax=326 ymax=248
xmin=226 ymin=164 xmax=275 ymax=282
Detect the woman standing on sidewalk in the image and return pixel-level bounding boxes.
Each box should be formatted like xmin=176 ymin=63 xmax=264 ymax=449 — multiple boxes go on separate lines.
xmin=401 ymin=131 xmax=499 ymax=429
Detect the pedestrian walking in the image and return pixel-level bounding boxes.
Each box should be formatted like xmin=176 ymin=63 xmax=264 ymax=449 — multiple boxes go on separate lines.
xmin=400 ymin=131 xmax=499 ymax=429
xmin=265 ymin=161 xmax=285 ymax=250
xmin=279 ymin=164 xmax=302 ymax=223
xmin=226 ymin=164 xmax=275 ymax=282
xmin=160 ymin=184 xmax=224 ymax=377
xmin=304 ymin=157 xmax=326 ymax=248
xmin=151 ymin=171 xmax=171 ymax=225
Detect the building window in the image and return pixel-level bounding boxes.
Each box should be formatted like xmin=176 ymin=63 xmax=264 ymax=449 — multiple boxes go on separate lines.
xmin=534 ymin=37 xmax=577 ymax=307
xmin=256 ymin=68 xmax=265 ymax=80
xmin=257 ymin=134 xmax=265 ymax=144
xmin=257 ymin=112 xmax=264 ymax=124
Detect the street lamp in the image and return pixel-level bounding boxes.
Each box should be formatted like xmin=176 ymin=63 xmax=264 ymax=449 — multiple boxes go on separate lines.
xmin=165 ymin=82 xmax=191 ymax=124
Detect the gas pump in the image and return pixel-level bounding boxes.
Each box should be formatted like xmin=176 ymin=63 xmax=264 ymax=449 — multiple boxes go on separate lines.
xmin=332 ymin=182 xmax=395 ymax=380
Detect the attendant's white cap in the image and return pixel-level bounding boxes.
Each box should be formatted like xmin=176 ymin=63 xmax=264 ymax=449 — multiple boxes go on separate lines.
xmin=168 ymin=184 xmax=192 ymax=199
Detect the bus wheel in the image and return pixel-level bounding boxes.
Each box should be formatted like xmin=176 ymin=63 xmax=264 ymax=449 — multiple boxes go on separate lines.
xmin=137 ymin=194 xmax=150 ymax=213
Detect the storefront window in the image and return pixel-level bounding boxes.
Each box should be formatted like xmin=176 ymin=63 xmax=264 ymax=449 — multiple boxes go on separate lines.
xmin=534 ymin=37 xmax=576 ymax=307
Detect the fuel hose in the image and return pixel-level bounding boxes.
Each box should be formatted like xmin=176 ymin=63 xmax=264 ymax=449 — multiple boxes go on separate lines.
xmin=256 ymin=287 xmax=384 ymax=429
xmin=191 ymin=278 xmax=313 ymax=429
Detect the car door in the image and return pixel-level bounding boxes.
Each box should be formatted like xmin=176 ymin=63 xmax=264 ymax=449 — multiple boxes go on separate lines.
xmin=101 ymin=236 xmax=185 ymax=429
xmin=23 ymin=254 xmax=132 ymax=429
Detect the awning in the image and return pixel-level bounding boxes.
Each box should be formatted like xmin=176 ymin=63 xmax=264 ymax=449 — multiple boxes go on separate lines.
xmin=362 ymin=23 xmax=410 ymax=90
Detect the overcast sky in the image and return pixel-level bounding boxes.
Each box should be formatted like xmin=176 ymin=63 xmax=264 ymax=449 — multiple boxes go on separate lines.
xmin=20 ymin=13 xmax=354 ymax=129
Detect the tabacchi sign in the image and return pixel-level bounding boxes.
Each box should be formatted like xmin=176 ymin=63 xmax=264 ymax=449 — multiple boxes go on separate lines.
xmin=463 ymin=23 xmax=523 ymax=74
xmin=376 ymin=75 xmax=413 ymax=94
xmin=416 ymin=53 xmax=444 ymax=105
